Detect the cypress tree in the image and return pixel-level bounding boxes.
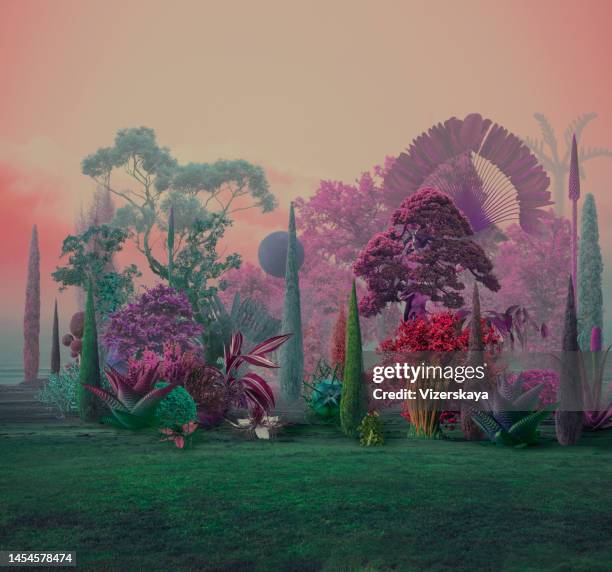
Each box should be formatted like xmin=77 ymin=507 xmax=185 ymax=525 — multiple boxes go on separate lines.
xmin=79 ymin=283 xmax=102 ymax=421
xmin=461 ymin=283 xmax=484 ymax=440
xmin=330 ymin=303 xmax=347 ymax=378
xmin=23 ymin=225 xmax=40 ymax=382
xmin=278 ymin=203 xmax=304 ymax=401
xmin=50 ymin=300 xmax=61 ymax=374
xmin=340 ymin=281 xmax=366 ymax=437
xmin=167 ymin=205 xmax=175 ymax=288
xmin=578 ymin=194 xmax=603 ymax=350
xmin=555 ymin=277 xmax=583 ymax=445
xmin=568 ymin=135 xmax=580 ymax=296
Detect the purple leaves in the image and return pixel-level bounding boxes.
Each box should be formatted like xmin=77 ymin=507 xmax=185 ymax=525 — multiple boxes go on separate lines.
xmin=384 ymin=113 xmax=552 ymax=234
xmin=218 ymin=332 xmax=291 ymax=421
xmin=102 ymin=284 xmax=203 ymax=360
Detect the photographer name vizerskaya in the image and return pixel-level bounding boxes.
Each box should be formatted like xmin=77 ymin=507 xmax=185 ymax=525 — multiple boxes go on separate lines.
xmin=371 ymin=387 xmax=488 ymax=401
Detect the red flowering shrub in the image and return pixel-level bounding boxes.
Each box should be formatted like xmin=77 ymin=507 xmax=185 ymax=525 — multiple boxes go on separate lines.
xmin=380 ymin=311 xmax=500 ymax=353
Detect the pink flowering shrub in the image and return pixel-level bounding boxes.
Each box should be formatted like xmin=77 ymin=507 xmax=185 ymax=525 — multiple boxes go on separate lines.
xmin=508 ymin=369 xmax=559 ymax=407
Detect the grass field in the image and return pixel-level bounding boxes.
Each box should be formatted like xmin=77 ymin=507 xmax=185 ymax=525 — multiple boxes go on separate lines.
xmin=1 ymin=419 xmax=611 ymax=572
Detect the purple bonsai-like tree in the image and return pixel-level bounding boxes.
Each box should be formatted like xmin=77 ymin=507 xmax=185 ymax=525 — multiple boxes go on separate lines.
xmin=384 ymin=113 xmax=552 ymax=233
xmin=103 ymin=284 xmax=203 ymax=360
xmin=354 ymin=188 xmax=500 ymax=317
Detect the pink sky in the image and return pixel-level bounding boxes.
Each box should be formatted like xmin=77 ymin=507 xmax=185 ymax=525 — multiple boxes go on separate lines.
xmin=2 ymin=0 xmax=612 ymax=360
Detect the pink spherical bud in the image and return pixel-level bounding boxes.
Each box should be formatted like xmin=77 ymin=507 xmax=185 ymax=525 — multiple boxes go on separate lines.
xmin=62 ymin=333 xmax=74 ymax=347
xmin=70 ymin=311 xmax=85 ymax=339
xmin=70 ymin=338 xmax=83 ymax=354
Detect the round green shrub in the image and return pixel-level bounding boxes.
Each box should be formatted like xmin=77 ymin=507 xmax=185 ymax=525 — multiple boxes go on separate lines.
xmin=154 ymin=382 xmax=197 ymax=428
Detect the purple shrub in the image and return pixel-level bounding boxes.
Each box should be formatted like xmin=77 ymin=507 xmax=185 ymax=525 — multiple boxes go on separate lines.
xmin=102 ymin=284 xmax=203 ymax=360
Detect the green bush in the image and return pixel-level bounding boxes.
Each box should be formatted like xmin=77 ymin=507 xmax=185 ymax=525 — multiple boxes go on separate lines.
xmin=37 ymin=363 xmax=80 ymax=418
xmin=154 ymin=382 xmax=197 ymax=428
xmin=358 ymin=411 xmax=384 ymax=446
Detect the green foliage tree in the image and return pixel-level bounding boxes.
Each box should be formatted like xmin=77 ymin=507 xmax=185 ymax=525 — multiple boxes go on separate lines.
xmin=340 ymin=281 xmax=366 ymax=437
xmin=279 ymin=204 xmax=304 ymax=401
xmin=81 ymin=128 xmax=275 ymax=333
xmin=79 ymin=285 xmax=102 ymax=422
xmin=578 ymin=194 xmax=603 ymax=350
xmin=555 ymin=277 xmax=583 ymax=445
xmin=52 ymin=225 xmax=139 ymax=318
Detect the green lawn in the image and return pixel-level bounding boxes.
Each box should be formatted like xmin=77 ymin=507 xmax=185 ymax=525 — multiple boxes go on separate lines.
xmin=1 ymin=420 xmax=611 ymax=572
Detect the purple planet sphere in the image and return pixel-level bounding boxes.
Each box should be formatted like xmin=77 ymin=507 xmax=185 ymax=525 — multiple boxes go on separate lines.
xmin=258 ymin=231 xmax=305 ymax=278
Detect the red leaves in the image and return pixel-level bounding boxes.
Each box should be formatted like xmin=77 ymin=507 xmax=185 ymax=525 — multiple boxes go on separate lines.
xmin=380 ymin=311 xmax=500 ymax=353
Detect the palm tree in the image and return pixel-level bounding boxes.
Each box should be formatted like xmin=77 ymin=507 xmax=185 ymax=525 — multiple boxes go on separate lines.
xmin=525 ymin=113 xmax=612 ymax=215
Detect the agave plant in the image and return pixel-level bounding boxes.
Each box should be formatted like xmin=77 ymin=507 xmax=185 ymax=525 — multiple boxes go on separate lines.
xmin=384 ymin=113 xmax=552 ymax=233
xmin=84 ymin=362 xmax=178 ymax=429
xmin=470 ymin=375 xmax=552 ymax=447
xmin=303 ymin=361 xmax=342 ymax=420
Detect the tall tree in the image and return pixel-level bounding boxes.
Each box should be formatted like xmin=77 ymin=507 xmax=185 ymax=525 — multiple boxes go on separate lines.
xmin=526 ymin=113 xmax=612 ymax=215
xmin=53 ymin=225 xmax=139 ymax=318
xmin=278 ymin=203 xmax=304 ymax=401
xmin=555 ymin=277 xmax=583 ymax=446
xmin=340 ymin=281 xmax=366 ymax=437
xmin=578 ymin=194 xmax=603 ymax=350
xmin=488 ymin=212 xmax=571 ymax=351
xmin=568 ymin=135 xmax=581 ymax=295
xmin=81 ymin=127 xmax=275 ymax=327
xmin=461 ymin=283 xmax=484 ymax=441
xmin=330 ymin=303 xmax=347 ymax=377
xmin=50 ymin=300 xmax=61 ymax=374
xmin=355 ymin=188 xmax=500 ymax=317
xmin=79 ymin=284 xmax=102 ymax=421
xmin=23 ymin=225 xmax=40 ymax=382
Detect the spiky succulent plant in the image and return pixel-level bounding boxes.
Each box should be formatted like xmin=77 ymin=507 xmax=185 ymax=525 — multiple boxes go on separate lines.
xmin=470 ymin=376 xmax=552 ymax=447
xmin=84 ymin=362 xmax=178 ymax=429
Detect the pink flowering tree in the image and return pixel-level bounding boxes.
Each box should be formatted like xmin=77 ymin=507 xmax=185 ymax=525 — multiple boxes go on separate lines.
xmin=294 ymin=159 xmax=394 ymax=265
xmin=483 ymin=212 xmax=571 ymax=351
xmin=102 ymin=284 xmax=203 ymax=360
xmin=355 ymin=188 xmax=500 ymax=317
